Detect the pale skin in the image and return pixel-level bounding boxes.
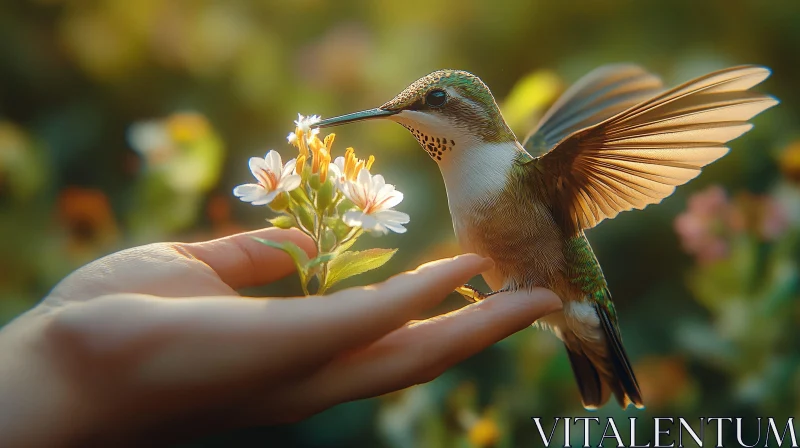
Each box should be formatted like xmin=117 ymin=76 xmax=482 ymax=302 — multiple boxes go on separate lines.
xmin=0 ymin=227 xmax=561 ymax=447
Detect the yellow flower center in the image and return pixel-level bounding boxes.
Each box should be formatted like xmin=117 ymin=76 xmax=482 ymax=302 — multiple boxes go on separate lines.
xmin=342 ymin=147 xmax=375 ymax=181
xmin=308 ymin=133 xmax=332 ymax=178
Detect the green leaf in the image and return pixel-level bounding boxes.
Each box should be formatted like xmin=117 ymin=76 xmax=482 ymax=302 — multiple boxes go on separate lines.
xmin=252 ymin=237 xmax=310 ymax=284
xmin=325 ymin=248 xmax=397 ymax=289
xmin=307 ymin=252 xmax=336 ymax=270
xmin=325 ymin=216 xmax=352 ymax=241
xmin=268 ymin=215 xmax=296 ymax=229
xmin=321 ymin=228 xmax=337 ymax=252
xmin=335 ymin=232 xmax=359 ymax=253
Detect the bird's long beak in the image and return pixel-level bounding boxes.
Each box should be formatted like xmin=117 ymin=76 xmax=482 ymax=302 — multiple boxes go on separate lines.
xmin=315 ymin=108 xmax=398 ymax=128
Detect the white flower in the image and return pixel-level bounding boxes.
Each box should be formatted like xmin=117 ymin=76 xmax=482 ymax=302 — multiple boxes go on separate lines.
xmin=340 ymin=168 xmax=410 ymax=235
xmin=294 ymin=113 xmax=320 ymax=138
xmin=287 ymin=132 xmax=298 ymax=145
xmin=329 ymin=150 xmax=375 ymax=187
xmin=127 ymin=121 xmax=172 ymax=162
xmin=329 ymin=156 xmax=347 ymax=184
xmin=233 ymin=150 xmax=301 ymax=205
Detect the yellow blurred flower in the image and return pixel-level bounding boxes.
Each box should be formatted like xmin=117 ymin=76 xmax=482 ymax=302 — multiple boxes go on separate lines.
xmin=0 ymin=122 xmax=47 ymax=202
xmin=779 ymin=140 xmax=800 ymax=183
xmin=467 ymin=414 xmax=501 ymax=448
xmin=127 ymin=111 xmax=224 ymax=193
xmin=502 ymin=69 xmax=563 ymax=133
xmin=166 ymin=113 xmax=212 ymax=143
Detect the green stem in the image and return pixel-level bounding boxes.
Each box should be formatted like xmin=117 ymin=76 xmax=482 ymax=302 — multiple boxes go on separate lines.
xmin=337 ymin=228 xmax=364 ymax=250
xmin=287 ymin=209 xmax=314 ymax=238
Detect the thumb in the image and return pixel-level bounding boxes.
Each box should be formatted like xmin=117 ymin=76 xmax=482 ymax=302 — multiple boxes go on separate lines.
xmin=183 ymin=228 xmax=317 ymax=290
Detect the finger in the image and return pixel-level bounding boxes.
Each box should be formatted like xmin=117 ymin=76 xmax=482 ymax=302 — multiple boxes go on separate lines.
xmin=309 ymin=254 xmax=494 ymax=352
xmin=257 ymin=287 xmax=561 ymax=417
xmin=50 ymin=255 xmax=493 ymax=394
xmin=181 ymin=228 xmax=317 ymax=289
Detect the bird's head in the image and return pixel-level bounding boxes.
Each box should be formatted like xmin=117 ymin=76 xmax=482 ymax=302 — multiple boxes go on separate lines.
xmin=315 ymin=70 xmax=516 ymax=164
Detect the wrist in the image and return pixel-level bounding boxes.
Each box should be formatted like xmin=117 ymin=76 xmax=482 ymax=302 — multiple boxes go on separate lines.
xmin=0 ymin=308 xmax=94 ymax=447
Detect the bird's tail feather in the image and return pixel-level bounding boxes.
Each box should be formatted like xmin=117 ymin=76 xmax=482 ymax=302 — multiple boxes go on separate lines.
xmin=565 ymin=303 xmax=644 ymax=410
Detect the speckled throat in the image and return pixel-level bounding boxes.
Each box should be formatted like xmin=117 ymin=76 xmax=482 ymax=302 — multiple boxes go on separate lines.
xmin=399 ymin=123 xmax=456 ymax=161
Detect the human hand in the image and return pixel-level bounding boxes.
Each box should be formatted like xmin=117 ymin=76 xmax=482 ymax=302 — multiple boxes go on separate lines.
xmin=0 ymin=228 xmax=561 ymax=446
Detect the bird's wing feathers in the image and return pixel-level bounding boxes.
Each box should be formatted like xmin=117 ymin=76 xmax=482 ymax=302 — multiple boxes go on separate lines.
xmin=526 ymin=65 xmax=777 ymax=230
xmin=522 ymin=64 xmax=664 ymax=157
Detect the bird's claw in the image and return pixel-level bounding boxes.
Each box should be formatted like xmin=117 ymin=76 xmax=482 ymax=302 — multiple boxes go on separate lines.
xmin=455 ymin=284 xmax=510 ymax=302
xmin=455 ymin=284 xmax=485 ymax=302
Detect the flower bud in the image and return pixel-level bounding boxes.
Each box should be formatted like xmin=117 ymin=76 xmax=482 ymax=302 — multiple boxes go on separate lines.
xmin=295 ymin=205 xmax=315 ymax=231
xmin=317 ymin=178 xmax=335 ymax=211
xmin=290 ymin=186 xmax=309 ymax=204
xmin=268 ymin=214 xmax=295 ymax=229
xmin=309 ymin=173 xmax=322 ymax=190
xmin=269 ymin=192 xmax=290 ymax=211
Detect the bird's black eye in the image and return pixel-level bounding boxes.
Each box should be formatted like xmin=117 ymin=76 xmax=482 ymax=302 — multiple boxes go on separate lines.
xmin=425 ymin=89 xmax=447 ymax=108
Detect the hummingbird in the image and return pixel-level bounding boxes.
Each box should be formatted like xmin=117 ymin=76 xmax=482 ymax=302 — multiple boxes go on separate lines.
xmin=314 ymin=65 xmax=777 ymax=410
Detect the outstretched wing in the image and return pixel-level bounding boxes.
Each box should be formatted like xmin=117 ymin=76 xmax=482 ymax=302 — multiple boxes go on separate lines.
xmin=527 ymin=65 xmax=778 ymax=230
xmin=522 ymin=64 xmax=664 ymax=157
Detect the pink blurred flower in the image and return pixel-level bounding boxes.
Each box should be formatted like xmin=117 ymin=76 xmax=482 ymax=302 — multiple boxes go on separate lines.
xmin=675 ymin=186 xmax=791 ymax=263
xmin=741 ymin=193 xmax=790 ymax=242
xmin=674 ymin=186 xmax=743 ymax=263
xmin=759 ymin=200 xmax=788 ymax=240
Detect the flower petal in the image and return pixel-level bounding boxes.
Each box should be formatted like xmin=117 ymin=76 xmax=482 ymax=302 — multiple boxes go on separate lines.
xmin=371 ymin=173 xmax=386 ymax=192
xmin=251 ymin=190 xmax=279 ymax=206
xmin=249 ymin=157 xmax=268 ymax=179
xmin=383 ymin=221 xmax=407 ymax=234
xmin=233 ymin=183 xmax=263 ymax=198
xmin=265 ymin=150 xmax=283 ymax=174
xmin=278 ymin=174 xmax=301 ymax=192
xmin=376 ymin=191 xmax=403 ymax=212
xmin=343 ymin=210 xmax=383 ymax=233
xmin=374 ymin=209 xmax=410 ymax=224
xmin=356 ymin=168 xmax=372 ymax=185
xmin=281 ymin=158 xmax=297 ymax=178
xmin=330 ymin=157 xmax=346 ymax=180
xmin=234 ymin=184 xmax=271 ymax=204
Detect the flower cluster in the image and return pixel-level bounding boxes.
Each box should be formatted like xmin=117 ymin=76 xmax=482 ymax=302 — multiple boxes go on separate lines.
xmin=674 ymin=185 xmax=789 ymax=264
xmin=233 ymin=114 xmax=409 ymax=294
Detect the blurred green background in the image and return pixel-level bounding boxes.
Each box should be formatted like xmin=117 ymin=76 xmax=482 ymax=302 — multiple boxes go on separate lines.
xmin=2 ymin=0 xmax=799 ymax=446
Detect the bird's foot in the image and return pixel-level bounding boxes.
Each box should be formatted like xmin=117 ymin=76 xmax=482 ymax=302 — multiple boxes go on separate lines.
xmin=455 ymin=284 xmax=510 ymax=303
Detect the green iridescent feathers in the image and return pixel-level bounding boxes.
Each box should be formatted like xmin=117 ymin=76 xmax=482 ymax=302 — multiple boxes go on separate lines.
xmin=381 ymin=69 xmax=516 ymax=143
xmin=565 ymin=233 xmax=615 ymax=319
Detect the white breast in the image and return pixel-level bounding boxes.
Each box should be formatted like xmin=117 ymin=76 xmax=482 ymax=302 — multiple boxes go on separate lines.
xmin=438 ymin=141 xmax=520 ymax=214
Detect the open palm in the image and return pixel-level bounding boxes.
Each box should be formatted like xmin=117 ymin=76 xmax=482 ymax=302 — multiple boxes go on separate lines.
xmin=0 ymin=228 xmax=560 ymax=446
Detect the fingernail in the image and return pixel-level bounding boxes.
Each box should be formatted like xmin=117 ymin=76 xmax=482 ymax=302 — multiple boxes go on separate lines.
xmin=451 ymin=253 xmax=494 ymax=269
xmin=494 ymin=288 xmax=562 ymax=314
